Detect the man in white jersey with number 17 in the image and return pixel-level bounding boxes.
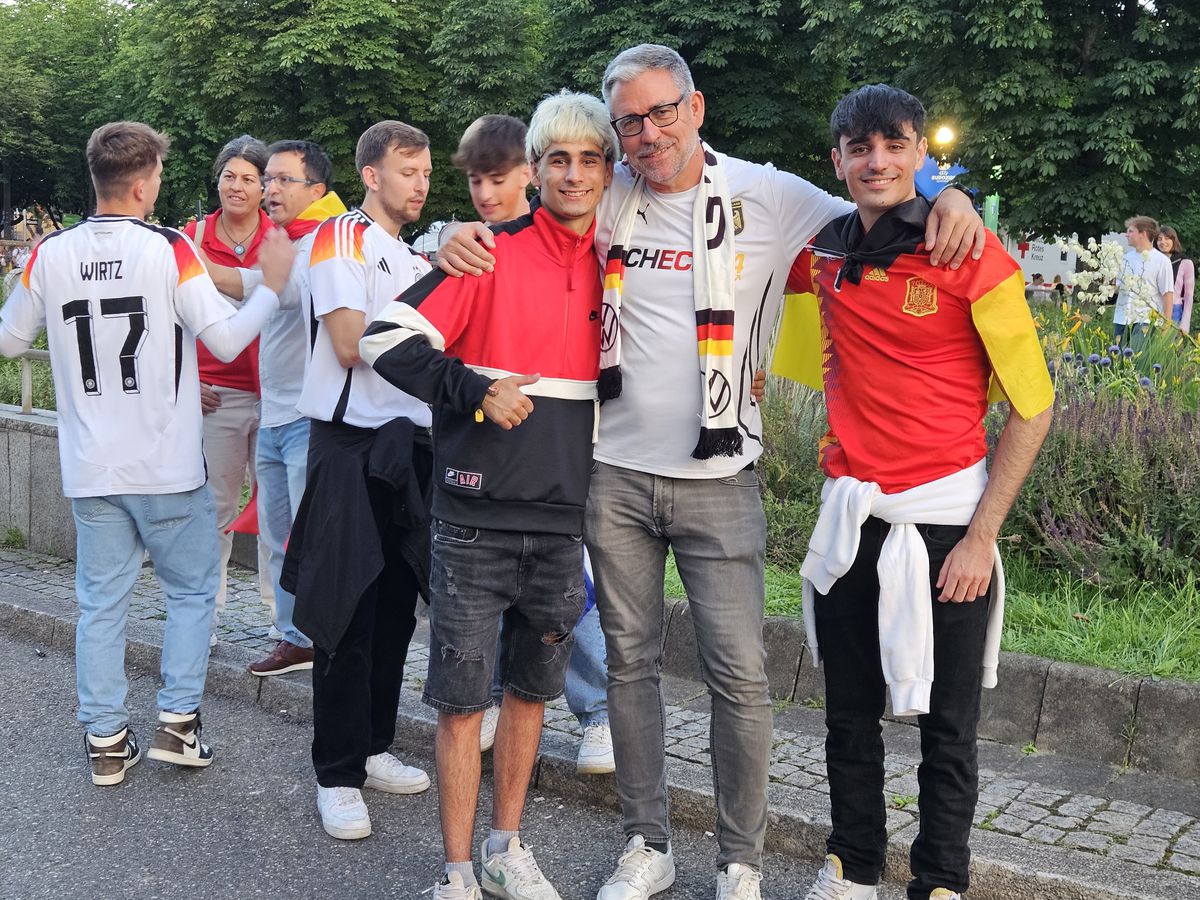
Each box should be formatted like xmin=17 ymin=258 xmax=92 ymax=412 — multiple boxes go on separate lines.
xmin=0 ymin=121 xmax=295 ymax=787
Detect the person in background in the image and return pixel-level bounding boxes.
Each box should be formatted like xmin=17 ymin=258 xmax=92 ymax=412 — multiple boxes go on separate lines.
xmin=184 ymin=135 xmax=274 ymax=642
xmin=1156 ymin=225 xmax=1194 ymax=333
xmin=1113 ymin=216 xmax=1174 ymax=351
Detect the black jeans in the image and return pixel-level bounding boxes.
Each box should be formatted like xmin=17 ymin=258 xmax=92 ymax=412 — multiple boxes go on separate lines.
xmin=311 ymin=509 xmax=421 ymax=788
xmin=813 ymin=516 xmax=991 ymax=899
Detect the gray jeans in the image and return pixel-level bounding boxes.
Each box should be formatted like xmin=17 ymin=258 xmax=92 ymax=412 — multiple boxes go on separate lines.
xmin=585 ymin=461 xmax=772 ymax=868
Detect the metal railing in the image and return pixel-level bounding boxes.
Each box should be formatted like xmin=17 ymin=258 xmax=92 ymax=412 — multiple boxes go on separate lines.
xmin=17 ymin=349 xmax=50 ymax=415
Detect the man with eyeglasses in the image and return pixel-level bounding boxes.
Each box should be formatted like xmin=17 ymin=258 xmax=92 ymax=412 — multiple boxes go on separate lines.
xmin=440 ymin=44 xmax=987 ymax=900
xmin=200 ymin=141 xmax=348 ymax=678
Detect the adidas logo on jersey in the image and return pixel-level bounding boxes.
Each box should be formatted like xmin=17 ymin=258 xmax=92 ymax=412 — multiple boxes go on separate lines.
xmin=378 ymin=257 xmax=391 ymax=274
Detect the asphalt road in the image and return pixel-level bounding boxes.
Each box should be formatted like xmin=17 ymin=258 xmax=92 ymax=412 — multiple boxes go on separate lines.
xmin=0 ymin=630 xmax=908 ymax=900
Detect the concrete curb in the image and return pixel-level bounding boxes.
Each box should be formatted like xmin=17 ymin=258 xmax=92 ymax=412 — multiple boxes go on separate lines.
xmin=659 ymin=596 xmax=1200 ymax=782
xmin=2 ymin=589 xmax=1196 ymax=900
xmin=6 ymin=406 xmax=1198 ymax=782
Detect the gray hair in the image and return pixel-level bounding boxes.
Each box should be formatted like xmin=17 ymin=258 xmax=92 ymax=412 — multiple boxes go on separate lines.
xmin=526 ymin=90 xmax=618 ymax=164
xmin=601 ymin=44 xmax=694 ymax=106
xmin=212 ymin=134 xmax=269 ymax=179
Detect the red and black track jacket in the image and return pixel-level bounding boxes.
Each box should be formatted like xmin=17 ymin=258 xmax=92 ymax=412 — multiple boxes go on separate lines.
xmin=360 ymin=200 xmax=602 ymax=535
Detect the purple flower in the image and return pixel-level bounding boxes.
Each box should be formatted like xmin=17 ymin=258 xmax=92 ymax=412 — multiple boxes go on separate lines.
xmin=1063 ymin=351 xmax=1075 ymax=363
xmin=1139 ymin=376 xmax=1152 ymax=387
xmin=1099 ymin=356 xmax=1112 ymax=368
xmin=1153 ymin=363 xmax=1163 ymax=373
xmin=1088 ymin=353 xmax=1101 ymax=364
xmin=1122 ymin=347 xmax=1134 ymax=358
xmin=1076 ymin=366 xmax=1086 ymax=375
xmin=1108 ymin=344 xmax=1120 ymax=355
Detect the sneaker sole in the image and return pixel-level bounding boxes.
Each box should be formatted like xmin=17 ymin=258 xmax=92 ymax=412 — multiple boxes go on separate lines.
xmin=91 ymin=749 xmax=141 ymax=786
xmin=146 ymin=747 xmax=213 ymax=768
xmin=321 ymin=819 xmax=372 ymax=840
xmin=363 ymin=772 xmax=431 ymax=794
xmin=481 ymin=876 xmax=561 ymax=900
xmin=575 ymin=757 xmax=616 ymax=775
xmin=249 ymin=660 xmax=314 ymax=677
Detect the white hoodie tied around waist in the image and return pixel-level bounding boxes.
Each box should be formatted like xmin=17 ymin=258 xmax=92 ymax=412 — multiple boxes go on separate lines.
xmin=800 ymin=459 xmax=1005 ymax=717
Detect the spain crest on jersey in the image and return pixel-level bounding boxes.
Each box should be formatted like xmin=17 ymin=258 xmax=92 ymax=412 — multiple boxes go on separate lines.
xmin=902 ymin=276 xmax=938 ymax=317
xmin=731 ymin=199 xmax=744 ymax=235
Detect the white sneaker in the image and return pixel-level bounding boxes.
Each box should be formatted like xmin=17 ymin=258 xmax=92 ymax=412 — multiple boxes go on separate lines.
xmin=596 ymin=835 xmax=675 ymax=899
xmin=716 ymin=863 xmax=762 ymax=899
xmin=481 ymin=837 xmax=562 ymax=899
xmin=576 ymin=723 xmax=615 ymax=775
xmin=929 ymin=891 xmax=961 ymax=900
xmin=804 ymin=855 xmax=878 ymax=900
xmin=364 ymin=751 xmax=431 ymax=794
xmin=480 ymin=705 xmax=500 ymax=753
xmin=316 ymin=785 xmax=372 ymax=840
xmin=434 ymin=872 xmax=483 ymax=900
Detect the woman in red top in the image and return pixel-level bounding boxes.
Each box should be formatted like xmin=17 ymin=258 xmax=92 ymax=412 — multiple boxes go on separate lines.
xmin=184 ymin=135 xmax=274 ymax=639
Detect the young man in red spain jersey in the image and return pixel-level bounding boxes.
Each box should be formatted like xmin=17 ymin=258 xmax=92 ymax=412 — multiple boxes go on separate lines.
xmin=361 ymin=91 xmax=616 ymax=900
xmin=788 ymin=85 xmax=1054 ymax=900
xmin=0 ymin=122 xmax=294 ymax=784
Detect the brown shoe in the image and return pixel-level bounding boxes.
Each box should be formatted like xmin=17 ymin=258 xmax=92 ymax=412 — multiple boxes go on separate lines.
xmin=85 ymin=727 xmax=140 ymax=786
xmin=146 ymin=709 xmax=214 ymax=768
xmin=248 ymin=640 xmax=315 ymax=677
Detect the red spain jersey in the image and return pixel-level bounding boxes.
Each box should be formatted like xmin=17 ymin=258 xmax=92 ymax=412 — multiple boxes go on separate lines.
xmin=787 ymin=201 xmax=1053 ymax=494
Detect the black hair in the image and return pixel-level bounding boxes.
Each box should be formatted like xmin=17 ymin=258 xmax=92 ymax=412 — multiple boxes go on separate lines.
xmin=830 ymin=84 xmax=927 ymax=148
xmin=266 ymin=140 xmax=333 ymax=187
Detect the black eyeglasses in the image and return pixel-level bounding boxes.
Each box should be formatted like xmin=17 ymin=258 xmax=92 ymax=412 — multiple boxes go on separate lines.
xmin=261 ymin=175 xmax=317 ymax=188
xmin=610 ymin=94 xmax=688 ymax=138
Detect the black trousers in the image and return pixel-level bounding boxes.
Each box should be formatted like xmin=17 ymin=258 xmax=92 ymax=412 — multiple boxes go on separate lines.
xmin=311 ymin=501 xmax=421 ymax=788
xmin=813 ymin=516 xmax=991 ymax=899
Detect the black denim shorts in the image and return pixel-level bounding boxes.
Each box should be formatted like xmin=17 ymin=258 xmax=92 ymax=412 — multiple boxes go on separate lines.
xmin=423 ymin=519 xmax=588 ymax=714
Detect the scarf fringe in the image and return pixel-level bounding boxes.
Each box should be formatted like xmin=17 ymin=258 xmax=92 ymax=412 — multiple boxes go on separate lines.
xmin=691 ymin=427 xmax=743 ymax=460
xmin=597 ymin=366 xmax=622 ymax=402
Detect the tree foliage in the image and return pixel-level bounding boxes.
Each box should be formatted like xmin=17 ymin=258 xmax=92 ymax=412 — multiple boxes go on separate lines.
xmin=798 ymin=0 xmax=1200 ymax=241
xmin=546 ymin=0 xmax=847 ymax=192
xmin=3 ymin=0 xmax=1197 ymax=244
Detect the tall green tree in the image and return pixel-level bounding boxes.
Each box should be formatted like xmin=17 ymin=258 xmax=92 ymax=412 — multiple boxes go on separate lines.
xmin=0 ymin=0 xmax=126 ymax=224
xmin=110 ymin=0 xmax=441 ymax=225
xmin=798 ymin=0 xmax=1200 ymax=240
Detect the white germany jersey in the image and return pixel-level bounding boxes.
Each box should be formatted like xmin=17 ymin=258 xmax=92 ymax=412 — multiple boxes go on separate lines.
xmin=297 ymin=209 xmax=432 ymax=429
xmin=0 ymin=215 xmax=237 ymax=497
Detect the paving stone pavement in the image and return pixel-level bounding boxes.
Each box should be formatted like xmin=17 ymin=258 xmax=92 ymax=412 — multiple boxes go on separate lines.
xmin=3 ymin=546 xmax=1200 ymax=889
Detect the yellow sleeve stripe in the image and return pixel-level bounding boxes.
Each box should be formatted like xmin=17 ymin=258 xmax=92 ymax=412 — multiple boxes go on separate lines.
xmin=770 ymin=292 xmax=825 ymax=391
xmin=972 ymin=271 xmax=1055 ymax=419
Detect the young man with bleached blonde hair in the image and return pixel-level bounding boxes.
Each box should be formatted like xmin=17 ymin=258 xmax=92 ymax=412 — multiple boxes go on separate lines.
xmin=361 ymin=90 xmax=616 ymax=900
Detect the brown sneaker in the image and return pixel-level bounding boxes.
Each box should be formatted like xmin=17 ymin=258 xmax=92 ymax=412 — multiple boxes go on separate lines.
xmin=146 ymin=709 xmax=214 ymax=768
xmin=248 ymin=640 xmax=315 ymax=677
xmin=85 ymin=727 xmax=140 ymax=786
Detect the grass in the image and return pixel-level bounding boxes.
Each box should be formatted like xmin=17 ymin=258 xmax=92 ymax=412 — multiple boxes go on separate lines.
xmin=664 ymin=547 xmax=1200 ymax=683
xmin=1003 ymin=552 xmax=1200 ymax=682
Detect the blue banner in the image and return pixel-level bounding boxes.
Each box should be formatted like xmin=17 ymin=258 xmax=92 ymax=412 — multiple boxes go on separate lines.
xmin=916 ymin=157 xmax=967 ymax=199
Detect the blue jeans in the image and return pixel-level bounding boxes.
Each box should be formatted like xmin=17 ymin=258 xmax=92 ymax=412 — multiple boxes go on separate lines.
xmin=585 ymin=462 xmax=772 ymax=869
xmin=256 ymin=417 xmax=312 ymax=648
xmin=72 ymin=486 xmax=220 ymax=736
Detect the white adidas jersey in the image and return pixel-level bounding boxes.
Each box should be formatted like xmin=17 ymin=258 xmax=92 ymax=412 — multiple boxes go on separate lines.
xmin=0 ymin=215 xmax=239 ymax=497
xmin=297 ymin=209 xmax=432 ymax=429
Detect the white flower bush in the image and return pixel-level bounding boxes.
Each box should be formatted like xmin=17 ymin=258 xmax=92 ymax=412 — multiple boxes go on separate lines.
xmin=1055 ymin=237 xmax=1153 ymax=313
